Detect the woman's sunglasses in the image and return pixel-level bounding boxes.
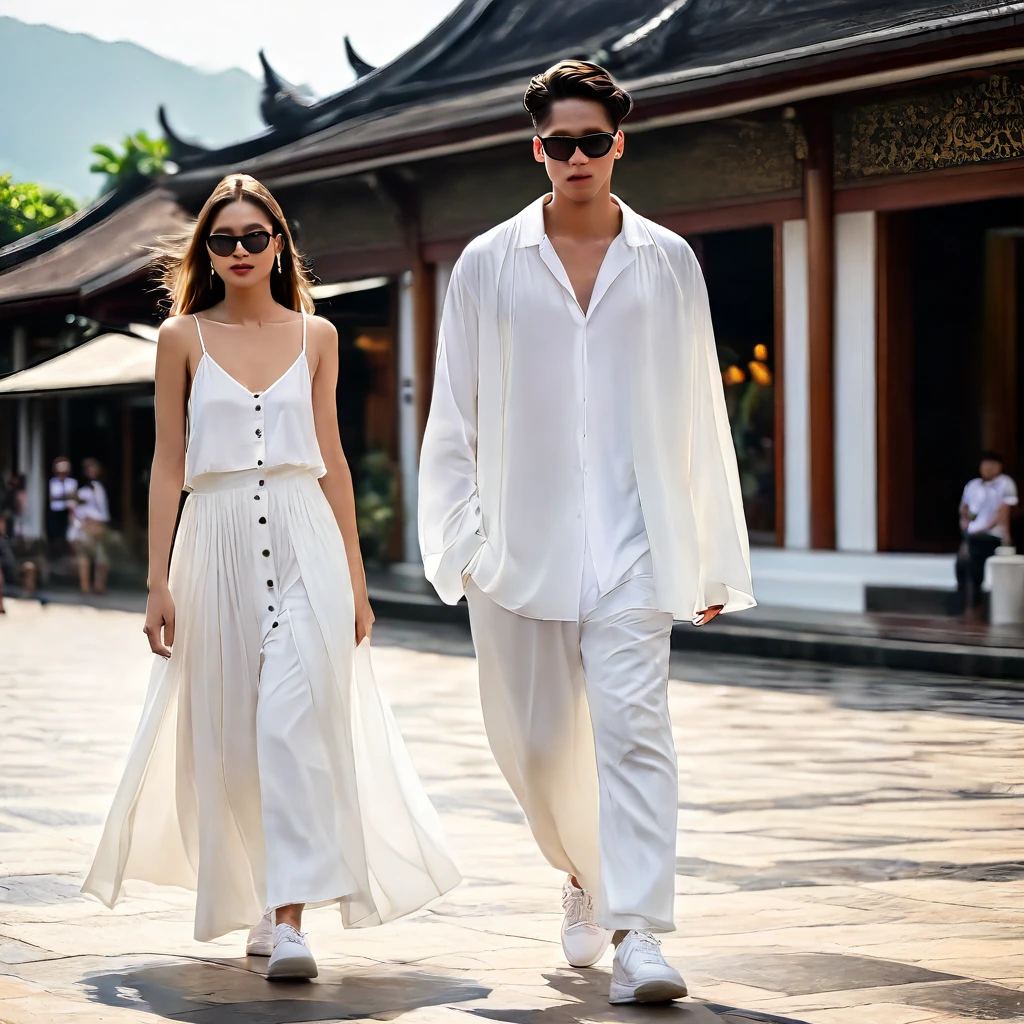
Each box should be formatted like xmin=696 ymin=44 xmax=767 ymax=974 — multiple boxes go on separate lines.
xmin=206 ymin=230 xmax=273 ymax=257
xmin=539 ymin=133 xmax=617 ymax=161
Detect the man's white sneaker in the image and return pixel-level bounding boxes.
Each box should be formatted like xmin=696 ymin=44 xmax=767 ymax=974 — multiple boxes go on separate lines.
xmin=560 ymin=877 xmax=611 ymax=968
xmin=266 ymin=923 xmax=318 ymax=980
xmin=609 ymin=930 xmax=687 ymax=1004
xmin=245 ymin=909 xmax=274 ymax=957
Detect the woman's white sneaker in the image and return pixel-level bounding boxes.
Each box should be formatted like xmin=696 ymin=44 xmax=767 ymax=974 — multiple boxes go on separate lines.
xmin=266 ymin=923 xmax=318 ymax=980
xmin=561 ymin=877 xmax=611 ymax=968
xmin=609 ymin=931 xmax=687 ymax=1004
xmin=245 ymin=909 xmax=274 ymax=957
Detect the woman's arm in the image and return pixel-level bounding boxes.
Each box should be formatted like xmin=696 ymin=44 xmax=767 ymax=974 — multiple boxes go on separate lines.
xmin=143 ymin=317 xmax=191 ymax=657
xmin=309 ymin=317 xmax=374 ymax=645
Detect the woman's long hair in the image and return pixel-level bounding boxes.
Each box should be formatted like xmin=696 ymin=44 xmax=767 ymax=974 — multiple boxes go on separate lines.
xmin=156 ymin=174 xmax=315 ymax=316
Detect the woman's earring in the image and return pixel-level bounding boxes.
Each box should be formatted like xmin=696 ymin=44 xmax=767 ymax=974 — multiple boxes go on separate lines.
xmin=210 ymin=262 xmax=215 ymax=280
xmin=276 ymin=252 xmax=282 ymax=273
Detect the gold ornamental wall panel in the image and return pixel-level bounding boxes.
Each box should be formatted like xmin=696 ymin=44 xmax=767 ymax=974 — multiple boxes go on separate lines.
xmin=835 ymin=73 xmax=1024 ymax=180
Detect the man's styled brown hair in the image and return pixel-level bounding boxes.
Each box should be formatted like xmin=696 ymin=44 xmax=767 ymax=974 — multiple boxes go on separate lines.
xmin=523 ymin=60 xmax=633 ymax=131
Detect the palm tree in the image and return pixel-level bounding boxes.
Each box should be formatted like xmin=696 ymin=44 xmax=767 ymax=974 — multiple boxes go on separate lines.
xmin=90 ymin=131 xmax=169 ymax=193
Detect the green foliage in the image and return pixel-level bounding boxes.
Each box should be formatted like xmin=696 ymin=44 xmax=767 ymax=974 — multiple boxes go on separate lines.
xmin=90 ymin=131 xmax=168 ymax=193
xmin=355 ymin=450 xmax=398 ymax=564
xmin=0 ymin=173 xmax=78 ymax=246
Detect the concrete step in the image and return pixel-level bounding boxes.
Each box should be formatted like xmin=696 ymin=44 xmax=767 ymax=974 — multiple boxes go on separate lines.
xmin=365 ymin=573 xmax=1024 ymax=682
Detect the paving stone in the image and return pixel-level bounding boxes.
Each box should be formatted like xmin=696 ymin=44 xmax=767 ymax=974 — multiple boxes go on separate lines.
xmin=0 ymin=602 xmax=1022 ymax=1023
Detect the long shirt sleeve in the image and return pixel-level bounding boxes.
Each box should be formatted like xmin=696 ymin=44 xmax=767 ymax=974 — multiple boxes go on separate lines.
xmin=418 ymin=260 xmax=485 ymax=604
xmin=688 ymin=257 xmax=754 ymax=617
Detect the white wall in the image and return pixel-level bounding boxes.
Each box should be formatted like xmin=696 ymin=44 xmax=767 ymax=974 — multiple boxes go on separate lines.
xmin=751 ymin=548 xmax=955 ymax=612
xmin=12 ymin=327 xmax=44 ymax=539
xmin=782 ymin=219 xmax=810 ymax=549
xmin=397 ymin=271 xmax=419 ymax=564
xmin=396 ymin=261 xmax=456 ymax=568
xmin=834 ymin=212 xmax=877 ymax=553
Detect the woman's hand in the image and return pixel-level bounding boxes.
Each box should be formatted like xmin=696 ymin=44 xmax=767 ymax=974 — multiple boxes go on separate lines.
xmin=355 ymin=592 xmax=375 ymax=646
xmin=144 ymin=583 xmax=176 ymax=658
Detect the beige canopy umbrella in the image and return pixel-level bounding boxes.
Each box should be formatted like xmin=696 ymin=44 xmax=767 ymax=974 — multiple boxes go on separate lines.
xmin=0 ymin=332 xmax=156 ymax=397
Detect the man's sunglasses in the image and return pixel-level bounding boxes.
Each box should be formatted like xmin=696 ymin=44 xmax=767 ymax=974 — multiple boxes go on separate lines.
xmin=539 ymin=133 xmax=617 ymax=161
xmin=206 ymin=230 xmax=273 ymax=257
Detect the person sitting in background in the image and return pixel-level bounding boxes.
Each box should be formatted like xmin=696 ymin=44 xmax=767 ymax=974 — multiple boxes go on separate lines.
xmin=70 ymin=458 xmax=111 ymax=595
xmin=0 ymin=512 xmax=38 ymax=611
xmin=957 ymin=451 xmax=1018 ymax=617
xmin=48 ymin=457 xmax=78 ymax=558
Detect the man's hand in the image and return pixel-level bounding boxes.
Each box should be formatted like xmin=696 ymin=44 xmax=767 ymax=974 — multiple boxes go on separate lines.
xmin=695 ymin=605 xmax=724 ymax=627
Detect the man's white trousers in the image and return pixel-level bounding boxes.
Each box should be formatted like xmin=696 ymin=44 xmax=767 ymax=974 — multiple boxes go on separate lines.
xmin=465 ymin=572 xmax=677 ymax=932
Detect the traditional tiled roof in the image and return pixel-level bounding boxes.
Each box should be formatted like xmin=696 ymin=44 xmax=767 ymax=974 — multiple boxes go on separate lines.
xmin=1 ymin=0 xmax=1018 ymax=292
xmin=160 ymin=0 xmax=1020 ymax=171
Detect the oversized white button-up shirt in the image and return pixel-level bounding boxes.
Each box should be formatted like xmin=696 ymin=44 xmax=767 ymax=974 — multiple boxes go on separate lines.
xmin=419 ymin=196 xmax=755 ymax=623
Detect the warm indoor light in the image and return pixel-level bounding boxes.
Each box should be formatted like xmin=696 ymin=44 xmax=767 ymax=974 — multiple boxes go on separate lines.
xmin=754 ymin=343 xmax=768 ymax=361
xmin=723 ymin=365 xmax=746 ymax=385
xmin=748 ymin=361 xmax=772 ymax=386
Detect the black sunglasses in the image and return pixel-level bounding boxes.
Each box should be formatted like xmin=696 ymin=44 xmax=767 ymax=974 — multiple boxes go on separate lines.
xmin=539 ymin=133 xmax=617 ymax=161
xmin=206 ymin=230 xmax=273 ymax=257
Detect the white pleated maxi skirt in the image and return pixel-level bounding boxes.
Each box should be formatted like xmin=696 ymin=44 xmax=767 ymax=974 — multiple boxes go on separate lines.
xmin=82 ymin=466 xmax=461 ymax=941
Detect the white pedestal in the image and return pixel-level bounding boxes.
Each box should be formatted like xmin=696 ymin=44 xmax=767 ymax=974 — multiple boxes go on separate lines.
xmin=986 ymin=550 xmax=1024 ymax=625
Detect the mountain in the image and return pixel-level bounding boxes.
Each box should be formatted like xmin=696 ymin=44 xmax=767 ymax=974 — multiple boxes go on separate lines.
xmin=0 ymin=17 xmax=265 ymax=199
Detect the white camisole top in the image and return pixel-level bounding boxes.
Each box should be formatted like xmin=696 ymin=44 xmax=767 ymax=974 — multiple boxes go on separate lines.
xmin=184 ymin=312 xmax=326 ymax=491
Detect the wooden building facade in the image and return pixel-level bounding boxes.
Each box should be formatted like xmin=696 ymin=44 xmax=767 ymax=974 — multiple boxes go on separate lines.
xmin=2 ymin=0 xmax=1023 ymax=607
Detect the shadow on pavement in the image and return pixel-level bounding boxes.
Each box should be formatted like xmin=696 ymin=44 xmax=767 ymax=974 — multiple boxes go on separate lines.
xmin=83 ymin=959 xmax=490 ymax=1022
xmin=469 ymin=969 xmax=809 ymax=1024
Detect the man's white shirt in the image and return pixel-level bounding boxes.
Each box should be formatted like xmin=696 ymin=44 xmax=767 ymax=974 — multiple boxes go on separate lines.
xmin=49 ymin=476 xmax=78 ymax=511
xmin=419 ymin=195 xmax=755 ymax=623
xmin=962 ymin=474 xmax=1018 ymax=543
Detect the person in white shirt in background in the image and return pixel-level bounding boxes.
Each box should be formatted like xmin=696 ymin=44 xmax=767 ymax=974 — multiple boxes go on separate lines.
xmin=957 ymin=450 xmax=1019 ymax=617
xmin=418 ymin=60 xmax=754 ymax=1005
xmin=47 ymin=456 xmax=78 ymax=558
xmin=70 ymin=457 xmax=112 ymax=594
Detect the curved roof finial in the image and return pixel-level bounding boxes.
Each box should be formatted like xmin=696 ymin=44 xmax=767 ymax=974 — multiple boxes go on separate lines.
xmin=257 ymin=49 xmax=314 ymax=130
xmin=344 ymin=36 xmax=376 ymax=78
xmin=259 ymin=49 xmax=286 ymax=92
xmin=157 ymin=105 xmax=209 ymax=159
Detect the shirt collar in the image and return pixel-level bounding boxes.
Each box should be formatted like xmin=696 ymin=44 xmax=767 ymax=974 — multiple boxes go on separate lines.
xmin=516 ymin=194 xmax=652 ymax=249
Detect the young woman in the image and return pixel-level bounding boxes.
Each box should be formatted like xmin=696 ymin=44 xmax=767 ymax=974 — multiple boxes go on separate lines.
xmin=83 ymin=174 xmax=460 ymax=979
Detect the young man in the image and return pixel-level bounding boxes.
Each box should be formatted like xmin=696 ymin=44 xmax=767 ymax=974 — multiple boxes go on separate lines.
xmin=419 ymin=60 xmax=754 ymax=1004
xmin=957 ymin=451 xmax=1018 ymax=615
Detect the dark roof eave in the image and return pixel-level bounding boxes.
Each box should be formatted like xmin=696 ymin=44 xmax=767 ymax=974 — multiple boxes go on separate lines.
xmin=630 ymin=8 xmax=1024 ymax=107
xmin=0 ymin=382 xmax=154 ymax=400
xmin=166 ymin=0 xmax=1024 ymax=179
xmin=217 ymin=16 xmax=1024 ymax=189
xmin=0 ymin=263 xmax=154 ymax=318
xmin=0 ymin=289 xmax=81 ymax=318
xmin=168 ymin=0 xmax=501 ymax=173
xmin=0 ymin=175 xmax=152 ymax=274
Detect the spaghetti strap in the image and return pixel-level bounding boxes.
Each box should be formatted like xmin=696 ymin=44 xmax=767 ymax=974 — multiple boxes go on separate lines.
xmin=300 ymin=311 xmax=307 ymax=354
xmin=192 ymin=314 xmax=207 ymax=355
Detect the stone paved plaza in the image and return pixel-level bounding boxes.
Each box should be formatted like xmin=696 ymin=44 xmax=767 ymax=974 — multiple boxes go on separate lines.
xmin=1 ymin=598 xmax=1023 ymax=1024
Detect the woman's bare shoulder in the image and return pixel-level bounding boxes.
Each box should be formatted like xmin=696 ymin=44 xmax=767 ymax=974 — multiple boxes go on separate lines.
xmin=157 ymin=314 xmax=199 ymax=348
xmin=305 ymin=313 xmax=338 ymax=351
xmin=305 ymin=313 xmax=338 ymax=338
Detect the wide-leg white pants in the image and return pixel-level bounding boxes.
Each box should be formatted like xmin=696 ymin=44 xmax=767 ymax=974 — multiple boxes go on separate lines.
xmin=465 ymin=572 xmax=677 ymax=933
